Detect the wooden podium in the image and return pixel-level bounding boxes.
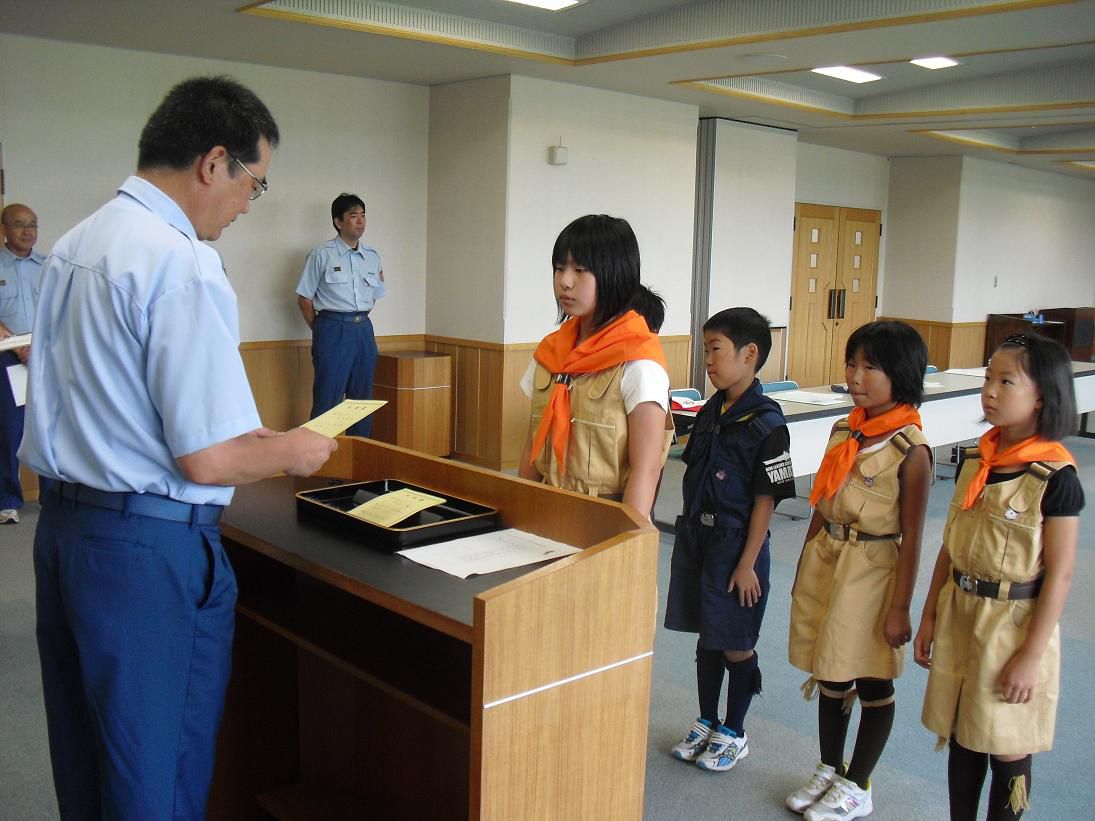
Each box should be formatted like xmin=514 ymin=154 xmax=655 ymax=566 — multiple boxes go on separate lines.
xmin=208 ymin=437 xmax=658 ymax=820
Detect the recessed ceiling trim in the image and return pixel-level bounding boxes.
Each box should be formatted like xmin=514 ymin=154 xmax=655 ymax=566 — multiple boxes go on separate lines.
xmin=913 ymin=127 xmax=1095 ymax=153
xmin=242 ymin=0 xmax=577 ymax=62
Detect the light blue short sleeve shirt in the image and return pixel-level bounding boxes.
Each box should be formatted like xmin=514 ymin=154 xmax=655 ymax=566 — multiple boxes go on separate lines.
xmin=295 ymin=237 xmax=386 ymax=312
xmin=19 ymin=176 xmax=262 ymax=505
xmin=0 ymin=245 xmax=45 ymax=335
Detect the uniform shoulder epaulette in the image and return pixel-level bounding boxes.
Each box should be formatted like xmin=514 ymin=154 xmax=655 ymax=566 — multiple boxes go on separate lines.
xmin=891 ymin=430 xmax=914 ymax=455
xmin=834 ymin=418 xmax=851 ymax=433
xmin=962 ymin=446 xmax=980 ymax=461
xmin=1027 ymin=460 xmax=1059 ymax=482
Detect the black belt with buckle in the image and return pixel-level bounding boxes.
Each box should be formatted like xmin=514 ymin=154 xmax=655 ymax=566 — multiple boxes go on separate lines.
xmin=952 ymin=568 xmax=1042 ymax=600
xmin=318 ymin=310 xmax=370 ymax=323
xmin=823 ymin=520 xmax=899 ymax=542
xmin=50 ymin=481 xmax=223 ymax=525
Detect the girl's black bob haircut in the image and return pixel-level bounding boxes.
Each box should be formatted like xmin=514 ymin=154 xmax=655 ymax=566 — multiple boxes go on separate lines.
xmin=845 ymin=320 xmax=927 ymax=408
xmin=995 ymin=334 xmax=1077 ymax=441
xmin=552 ymin=214 xmax=645 ymax=330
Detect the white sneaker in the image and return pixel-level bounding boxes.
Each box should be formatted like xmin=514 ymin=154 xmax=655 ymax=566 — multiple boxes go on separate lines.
xmin=804 ymin=775 xmax=873 ymax=821
xmin=787 ymin=761 xmax=839 ymax=814
xmin=670 ymin=718 xmax=714 ymax=762
xmin=694 ymin=726 xmax=749 ymax=772
xmin=0 ymin=508 xmax=18 ymax=524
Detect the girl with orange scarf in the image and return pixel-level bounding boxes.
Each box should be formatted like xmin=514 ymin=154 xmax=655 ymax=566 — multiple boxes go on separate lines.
xmin=914 ymin=334 xmax=1083 ymax=821
xmin=786 ymin=321 xmax=933 ymax=821
xmin=517 ymin=214 xmax=671 ymax=519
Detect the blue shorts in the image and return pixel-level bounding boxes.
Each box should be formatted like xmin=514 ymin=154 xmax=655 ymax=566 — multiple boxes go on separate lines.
xmin=664 ymin=514 xmax=771 ymax=651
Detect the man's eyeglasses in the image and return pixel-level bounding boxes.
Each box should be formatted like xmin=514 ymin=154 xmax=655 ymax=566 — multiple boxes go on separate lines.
xmin=3 ymin=221 xmax=37 ymax=230
xmin=228 ymin=153 xmax=268 ymax=201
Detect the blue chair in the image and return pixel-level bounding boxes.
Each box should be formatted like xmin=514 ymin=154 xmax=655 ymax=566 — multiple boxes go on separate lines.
xmin=761 ymin=379 xmax=799 ymax=394
xmin=670 ymin=387 xmax=702 ymax=403
xmin=668 ymin=388 xmax=703 ymax=458
xmin=925 ymin=365 xmax=939 ymax=375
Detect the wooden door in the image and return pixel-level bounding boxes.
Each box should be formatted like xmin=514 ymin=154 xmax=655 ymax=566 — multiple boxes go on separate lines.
xmin=830 ymin=208 xmax=881 ymax=382
xmin=788 ymin=204 xmax=838 ymax=387
xmin=788 ymin=203 xmax=881 ymax=386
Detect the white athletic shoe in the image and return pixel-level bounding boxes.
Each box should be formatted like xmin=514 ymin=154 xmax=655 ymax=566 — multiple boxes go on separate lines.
xmin=670 ymin=718 xmax=714 ymax=762
xmin=787 ymin=761 xmax=839 ymax=814
xmin=804 ymin=775 xmax=873 ymax=821
xmin=694 ymin=726 xmax=749 ymax=772
xmin=0 ymin=508 xmax=18 ymax=524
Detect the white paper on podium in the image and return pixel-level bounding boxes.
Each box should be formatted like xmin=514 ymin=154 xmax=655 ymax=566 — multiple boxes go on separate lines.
xmin=396 ymin=528 xmax=582 ymax=579
xmin=770 ymin=390 xmax=848 ymax=406
xmin=6 ymin=364 xmax=28 ymax=407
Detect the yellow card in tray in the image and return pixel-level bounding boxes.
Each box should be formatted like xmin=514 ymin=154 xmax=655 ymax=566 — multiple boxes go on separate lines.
xmin=348 ymin=488 xmax=447 ymax=528
xmin=301 ymin=399 xmax=387 ymax=438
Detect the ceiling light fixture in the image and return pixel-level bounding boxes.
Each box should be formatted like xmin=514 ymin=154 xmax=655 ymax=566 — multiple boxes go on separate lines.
xmin=811 ymin=66 xmax=883 ymax=84
xmin=910 ymin=56 xmax=960 ymax=69
xmin=501 ymin=0 xmax=583 ymax=10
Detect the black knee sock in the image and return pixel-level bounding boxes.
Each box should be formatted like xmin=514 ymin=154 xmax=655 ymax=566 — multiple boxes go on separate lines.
xmin=948 ymin=738 xmax=989 ymax=821
xmin=845 ymin=678 xmax=895 ymax=789
xmin=986 ymin=755 xmax=1032 ymax=821
xmin=696 ymin=645 xmax=725 ymax=726
xmin=722 ymin=652 xmax=761 ymax=736
xmin=817 ymin=680 xmax=853 ymax=772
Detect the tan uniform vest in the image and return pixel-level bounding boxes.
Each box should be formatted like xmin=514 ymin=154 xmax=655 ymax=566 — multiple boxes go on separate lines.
xmin=789 ymin=421 xmax=928 ymax=681
xmin=921 ymin=453 xmax=1066 ymax=754
xmin=527 ymin=361 xmax=671 ymax=498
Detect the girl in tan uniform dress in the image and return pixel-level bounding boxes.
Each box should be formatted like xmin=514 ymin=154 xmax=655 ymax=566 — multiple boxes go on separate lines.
xmin=518 ymin=214 xmax=672 ymax=520
xmin=914 ymin=334 xmax=1083 ymax=821
xmin=787 ymin=321 xmax=932 ymax=821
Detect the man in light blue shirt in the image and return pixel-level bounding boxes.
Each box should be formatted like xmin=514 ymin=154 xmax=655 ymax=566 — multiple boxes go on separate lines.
xmin=0 ymin=203 xmax=44 ymax=524
xmin=296 ymin=192 xmax=387 ymax=436
xmin=20 ymin=77 xmax=337 ymax=820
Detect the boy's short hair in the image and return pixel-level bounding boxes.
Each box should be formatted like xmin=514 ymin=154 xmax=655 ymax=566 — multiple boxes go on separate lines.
xmin=997 ymin=333 xmax=1077 ymax=440
xmin=703 ymin=307 xmax=772 ymax=372
xmin=844 ymin=320 xmax=927 ymax=407
xmin=331 ymin=193 xmax=366 ymax=224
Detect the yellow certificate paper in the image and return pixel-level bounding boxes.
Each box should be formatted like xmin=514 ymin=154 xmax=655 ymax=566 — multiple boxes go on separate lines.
xmin=348 ymin=488 xmax=447 ymax=528
xmin=301 ymin=399 xmax=387 ymax=438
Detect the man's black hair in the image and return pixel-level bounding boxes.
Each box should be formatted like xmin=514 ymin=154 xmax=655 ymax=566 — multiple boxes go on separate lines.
xmin=331 ymin=193 xmax=366 ymax=225
xmin=137 ymin=76 xmax=279 ymax=171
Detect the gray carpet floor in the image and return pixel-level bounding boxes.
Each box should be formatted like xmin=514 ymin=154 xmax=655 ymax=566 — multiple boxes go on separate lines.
xmin=1 ymin=436 xmax=1091 ymax=819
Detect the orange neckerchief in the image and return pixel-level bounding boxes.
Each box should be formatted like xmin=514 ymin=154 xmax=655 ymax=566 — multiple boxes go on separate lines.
xmin=529 ymin=310 xmax=666 ymax=474
xmin=961 ymin=428 xmax=1075 ymax=509
xmin=809 ymin=404 xmax=923 ymax=505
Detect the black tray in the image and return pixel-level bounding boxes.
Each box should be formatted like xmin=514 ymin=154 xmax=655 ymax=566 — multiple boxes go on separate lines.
xmin=296 ymin=479 xmax=500 ymax=551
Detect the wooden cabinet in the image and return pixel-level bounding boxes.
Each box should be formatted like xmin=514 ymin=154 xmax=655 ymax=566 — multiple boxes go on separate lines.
xmin=372 ymin=351 xmax=452 ymax=456
xmin=983 ymin=314 xmax=1067 ymax=363
xmin=1041 ymin=307 xmax=1095 ymax=362
xmin=209 ymin=437 xmax=658 ymax=820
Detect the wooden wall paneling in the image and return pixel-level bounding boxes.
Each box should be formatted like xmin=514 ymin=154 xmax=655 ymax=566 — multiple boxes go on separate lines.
xmin=758 ymin=327 xmax=785 ymax=383
xmin=478 ymin=347 xmax=504 ymax=467
xmin=501 ymin=347 xmax=535 ymax=470
xmin=949 ymin=322 xmax=988 ymax=367
xmin=660 ymin=334 xmax=691 ymax=389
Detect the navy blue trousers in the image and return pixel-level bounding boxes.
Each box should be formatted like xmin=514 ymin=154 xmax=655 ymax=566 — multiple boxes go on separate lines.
xmin=34 ymin=494 xmax=237 ymax=820
xmin=0 ymin=350 xmax=24 ymax=511
xmin=310 ymin=313 xmax=378 ymax=437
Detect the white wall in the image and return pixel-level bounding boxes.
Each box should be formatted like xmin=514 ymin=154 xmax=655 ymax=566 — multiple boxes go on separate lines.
xmin=953 ymin=156 xmax=1095 ymax=322
xmin=426 ymin=77 xmax=510 ymax=341
xmin=881 ymin=156 xmax=963 ymax=322
xmin=0 ymin=34 xmax=429 ymax=342
xmin=504 ymin=76 xmax=698 ymax=342
xmin=707 ymin=120 xmax=797 ymax=327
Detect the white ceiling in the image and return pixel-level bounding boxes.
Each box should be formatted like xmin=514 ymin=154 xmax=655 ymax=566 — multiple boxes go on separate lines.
xmin=1 ymin=0 xmax=1094 ymax=179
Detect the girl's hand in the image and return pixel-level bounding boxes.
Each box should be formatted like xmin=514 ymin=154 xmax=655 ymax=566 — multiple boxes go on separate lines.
xmin=999 ymin=649 xmax=1040 ymax=703
xmin=884 ymin=606 xmax=912 ymax=649
xmin=728 ymin=566 xmax=761 ymax=608
xmin=913 ymin=616 xmax=935 ymax=668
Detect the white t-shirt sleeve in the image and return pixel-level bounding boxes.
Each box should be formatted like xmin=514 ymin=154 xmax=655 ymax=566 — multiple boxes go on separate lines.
xmin=520 ymin=359 xmax=537 ymax=398
xmin=621 ymin=359 xmax=670 ymax=414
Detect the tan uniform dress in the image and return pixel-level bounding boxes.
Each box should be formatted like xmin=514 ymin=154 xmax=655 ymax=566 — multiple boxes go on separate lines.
xmin=528 ymin=362 xmax=672 ymax=498
xmin=789 ymin=421 xmax=928 ymax=681
xmin=921 ymin=455 xmax=1066 ymax=754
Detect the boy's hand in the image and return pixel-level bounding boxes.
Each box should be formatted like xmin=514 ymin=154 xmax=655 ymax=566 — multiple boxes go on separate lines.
xmin=884 ymin=606 xmax=912 ymax=649
xmin=728 ymin=566 xmax=761 ymax=607
xmin=999 ymin=649 xmax=1040 ymax=704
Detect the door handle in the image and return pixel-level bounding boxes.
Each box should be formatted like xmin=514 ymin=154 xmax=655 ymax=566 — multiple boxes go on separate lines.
xmin=838 ymin=288 xmax=847 ymax=319
xmin=827 ymin=288 xmax=836 ymax=320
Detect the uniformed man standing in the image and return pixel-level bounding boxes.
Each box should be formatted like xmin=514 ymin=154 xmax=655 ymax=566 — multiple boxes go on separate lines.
xmin=20 ymin=77 xmax=338 ymax=819
xmin=0 ymin=203 xmax=43 ymax=524
xmin=296 ymin=193 xmax=386 ymax=437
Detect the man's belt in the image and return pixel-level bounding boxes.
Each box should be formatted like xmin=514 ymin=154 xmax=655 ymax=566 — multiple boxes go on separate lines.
xmin=952 ymin=568 xmax=1042 ymax=601
xmin=823 ymin=520 xmax=899 ymax=542
xmin=318 ymin=310 xmax=370 ymax=323
xmin=50 ymin=481 xmax=223 ymax=525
